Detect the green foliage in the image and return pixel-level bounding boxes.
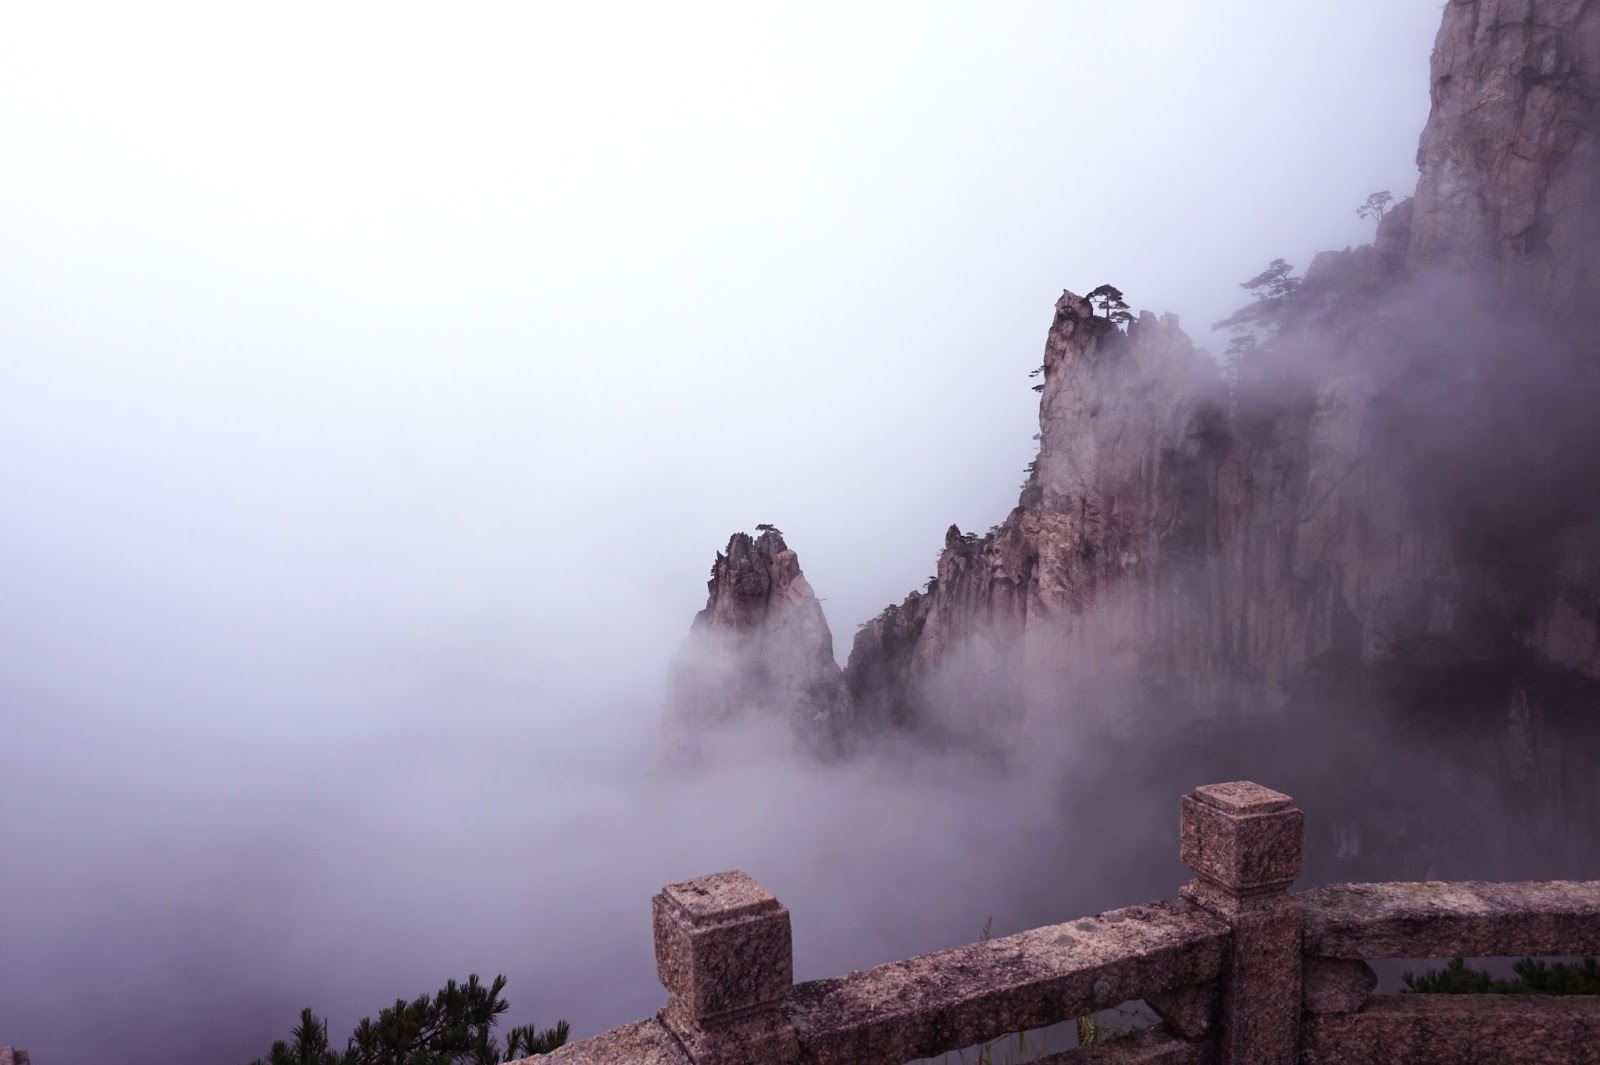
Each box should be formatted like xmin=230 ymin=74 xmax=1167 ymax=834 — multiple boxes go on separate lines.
xmin=1401 ymin=957 xmax=1501 ymax=994
xmin=248 ymin=974 xmax=568 ymax=1065
xmin=1402 ymin=956 xmax=1600 ymax=995
xmin=1086 ymin=284 xmax=1133 ymax=326
xmin=503 ymin=1023 xmax=571 ymax=1058
xmin=1240 ymin=258 xmax=1302 ymax=302
xmin=1209 ymin=255 xmax=1299 ymax=342
xmin=1513 ymin=957 xmax=1600 ymax=994
xmin=1356 ymin=190 xmax=1393 ymax=225
xmin=1075 ymin=1015 xmax=1115 ymax=1047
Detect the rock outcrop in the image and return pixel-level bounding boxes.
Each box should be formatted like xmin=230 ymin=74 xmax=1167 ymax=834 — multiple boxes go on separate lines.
xmin=848 ymin=299 xmax=1230 ymax=748
xmin=666 ymin=529 xmax=853 ymax=758
xmin=0 ymin=1048 xmax=31 ymax=1065
xmin=666 ymin=1 xmax=1600 ymax=872
xmin=1408 ymin=0 xmax=1600 ymax=314
xmin=841 ymin=0 xmax=1600 ymax=873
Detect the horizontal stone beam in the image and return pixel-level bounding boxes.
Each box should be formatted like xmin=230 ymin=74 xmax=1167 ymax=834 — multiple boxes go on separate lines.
xmin=523 ymin=1018 xmax=689 ymax=1065
xmin=1299 ymin=880 xmax=1600 ymax=959
xmin=783 ymin=899 xmax=1229 ymax=1065
xmin=1300 ymin=994 xmax=1600 ymax=1065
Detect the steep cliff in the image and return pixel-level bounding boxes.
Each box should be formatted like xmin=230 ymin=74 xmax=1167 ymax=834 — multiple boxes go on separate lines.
xmin=664 ymin=0 xmax=1600 ymax=872
xmin=666 ymin=529 xmax=853 ymax=758
xmin=848 ymin=299 xmax=1230 ymax=748
xmin=843 ymin=0 xmax=1600 ymax=874
xmin=1408 ymin=0 xmax=1600 ymax=314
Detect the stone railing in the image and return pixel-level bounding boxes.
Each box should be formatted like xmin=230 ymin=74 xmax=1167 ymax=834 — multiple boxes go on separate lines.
xmin=525 ymin=781 xmax=1600 ymax=1065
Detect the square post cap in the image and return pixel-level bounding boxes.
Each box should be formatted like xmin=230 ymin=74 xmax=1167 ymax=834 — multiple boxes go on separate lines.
xmin=653 ymin=870 xmax=794 ymax=1024
xmin=1181 ymin=782 xmax=1304 ymax=905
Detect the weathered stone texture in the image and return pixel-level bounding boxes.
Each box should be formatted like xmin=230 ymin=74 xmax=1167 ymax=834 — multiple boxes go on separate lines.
xmin=0 ymin=1049 xmax=30 ymax=1065
xmin=1144 ymin=979 xmax=1217 ymax=1038
xmin=663 ymin=1008 xmax=798 ymax=1065
xmin=1180 ymin=783 xmax=1304 ymax=910
xmin=1299 ymin=879 xmax=1600 ymax=959
xmin=843 ymin=292 xmax=1231 ymax=744
xmin=1033 ymin=1025 xmax=1206 ymax=1065
xmin=1300 ymin=993 xmax=1600 ymax=1065
xmin=1408 ymin=0 xmax=1600 ymax=314
xmin=653 ymin=871 xmax=793 ymax=1023
xmin=1210 ymin=903 xmax=1303 ymax=1065
xmin=1179 ymin=783 xmax=1305 ymax=1065
xmin=523 ymin=1019 xmax=689 ymax=1065
xmin=537 ymin=784 xmax=1600 ymax=1065
xmin=667 ymin=529 xmax=854 ymax=757
xmin=1301 ymin=957 xmax=1378 ymax=1015
xmin=783 ymin=899 xmax=1228 ymax=1065
xmin=651 ymin=870 xmax=799 ymax=1064
xmin=844 ymin=585 xmax=933 ymax=731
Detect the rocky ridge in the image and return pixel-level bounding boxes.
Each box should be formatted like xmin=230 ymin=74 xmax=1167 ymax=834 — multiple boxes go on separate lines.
xmin=838 ymin=0 xmax=1600 ymax=875
xmin=668 ymin=0 xmax=1600 ymax=876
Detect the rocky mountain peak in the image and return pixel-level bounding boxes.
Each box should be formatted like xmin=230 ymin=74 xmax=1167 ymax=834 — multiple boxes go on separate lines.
xmin=696 ymin=527 xmax=806 ymax=630
xmin=822 ymin=0 xmax=1600 ymax=876
xmin=665 ymin=527 xmax=853 ymax=758
xmin=665 ymin=0 xmax=1600 ymax=873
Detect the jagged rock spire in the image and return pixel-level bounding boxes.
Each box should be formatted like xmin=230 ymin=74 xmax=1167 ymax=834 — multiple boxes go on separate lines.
xmin=666 ymin=528 xmax=854 ymax=759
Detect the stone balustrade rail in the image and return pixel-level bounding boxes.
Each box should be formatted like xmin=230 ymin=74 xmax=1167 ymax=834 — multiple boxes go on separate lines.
xmin=516 ymin=781 xmax=1600 ymax=1065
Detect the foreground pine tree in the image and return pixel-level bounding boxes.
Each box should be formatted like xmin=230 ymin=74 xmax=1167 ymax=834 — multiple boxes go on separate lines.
xmin=1403 ymin=956 xmax=1600 ymax=995
xmin=249 ymin=973 xmax=568 ymax=1064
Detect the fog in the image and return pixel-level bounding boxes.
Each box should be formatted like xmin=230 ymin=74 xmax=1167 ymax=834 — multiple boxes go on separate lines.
xmin=1 ymin=2 xmax=1447 ymax=1060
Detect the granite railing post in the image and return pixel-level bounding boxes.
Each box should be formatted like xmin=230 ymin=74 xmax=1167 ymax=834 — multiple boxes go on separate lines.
xmin=1179 ymin=781 xmax=1306 ymax=1065
xmin=652 ymin=869 xmax=800 ymax=1065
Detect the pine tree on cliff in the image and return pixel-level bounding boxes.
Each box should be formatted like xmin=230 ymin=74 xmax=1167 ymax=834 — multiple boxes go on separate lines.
xmin=1211 ymin=258 xmax=1302 ymax=335
xmin=1357 ymin=190 xmax=1393 ymax=226
xmin=248 ymin=973 xmax=568 ymax=1065
xmin=1086 ymin=283 xmax=1133 ymax=325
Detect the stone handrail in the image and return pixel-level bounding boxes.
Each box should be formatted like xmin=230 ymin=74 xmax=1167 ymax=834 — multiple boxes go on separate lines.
xmin=525 ymin=781 xmax=1600 ymax=1065
xmin=1299 ymin=880 xmax=1600 ymax=959
xmin=1297 ymin=880 xmax=1600 ymax=1064
xmin=783 ymin=898 xmax=1227 ymax=1064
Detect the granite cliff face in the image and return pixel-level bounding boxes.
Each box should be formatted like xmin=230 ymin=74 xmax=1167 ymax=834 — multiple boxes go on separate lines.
xmin=848 ymin=298 xmax=1228 ymax=748
xmin=666 ymin=529 xmax=853 ymax=758
xmin=843 ymin=0 xmax=1600 ymax=873
xmin=1409 ymin=0 xmax=1600 ymax=314
xmin=666 ymin=0 xmax=1600 ymax=871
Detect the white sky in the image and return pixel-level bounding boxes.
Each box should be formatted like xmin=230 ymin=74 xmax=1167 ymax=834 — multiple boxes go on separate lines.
xmin=1 ymin=2 xmax=1445 ymax=1059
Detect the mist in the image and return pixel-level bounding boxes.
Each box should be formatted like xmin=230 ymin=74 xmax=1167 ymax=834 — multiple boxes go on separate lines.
xmin=1 ymin=3 xmax=1451 ymax=1061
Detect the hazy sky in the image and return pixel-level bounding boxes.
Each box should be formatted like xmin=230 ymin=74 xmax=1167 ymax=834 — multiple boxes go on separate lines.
xmin=2 ymin=2 xmax=1444 ymax=1060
